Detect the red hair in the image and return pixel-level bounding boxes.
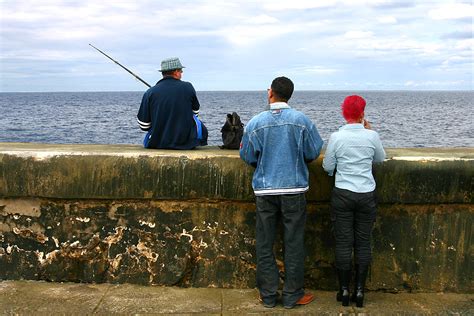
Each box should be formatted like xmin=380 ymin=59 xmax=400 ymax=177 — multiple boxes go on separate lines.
xmin=341 ymin=95 xmax=366 ymax=121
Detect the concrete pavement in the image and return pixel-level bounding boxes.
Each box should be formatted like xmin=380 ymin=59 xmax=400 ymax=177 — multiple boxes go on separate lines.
xmin=0 ymin=281 xmax=472 ymax=315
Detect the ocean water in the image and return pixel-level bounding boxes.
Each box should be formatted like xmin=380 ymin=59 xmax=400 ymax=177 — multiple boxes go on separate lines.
xmin=0 ymin=91 xmax=472 ymax=148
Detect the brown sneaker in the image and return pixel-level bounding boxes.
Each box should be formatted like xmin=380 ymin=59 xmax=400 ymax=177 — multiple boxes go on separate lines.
xmin=284 ymin=293 xmax=314 ymax=309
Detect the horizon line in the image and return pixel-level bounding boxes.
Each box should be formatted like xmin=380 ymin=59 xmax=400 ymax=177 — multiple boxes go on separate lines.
xmin=1 ymin=89 xmax=473 ymax=93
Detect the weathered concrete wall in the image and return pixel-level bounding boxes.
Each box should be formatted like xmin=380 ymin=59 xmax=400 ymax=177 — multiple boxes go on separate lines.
xmin=0 ymin=143 xmax=472 ymax=293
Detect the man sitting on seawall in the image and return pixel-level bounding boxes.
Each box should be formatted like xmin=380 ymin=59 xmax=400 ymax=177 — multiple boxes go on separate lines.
xmin=137 ymin=57 xmax=208 ymax=149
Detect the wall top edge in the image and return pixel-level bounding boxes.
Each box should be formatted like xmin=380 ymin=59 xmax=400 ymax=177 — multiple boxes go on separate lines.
xmin=0 ymin=143 xmax=473 ymax=161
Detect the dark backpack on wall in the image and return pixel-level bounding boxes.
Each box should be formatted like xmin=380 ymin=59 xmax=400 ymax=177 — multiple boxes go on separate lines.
xmin=220 ymin=112 xmax=244 ymax=149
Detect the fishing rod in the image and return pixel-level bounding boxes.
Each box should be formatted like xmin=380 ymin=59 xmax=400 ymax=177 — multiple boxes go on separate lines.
xmin=89 ymin=43 xmax=151 ymax=88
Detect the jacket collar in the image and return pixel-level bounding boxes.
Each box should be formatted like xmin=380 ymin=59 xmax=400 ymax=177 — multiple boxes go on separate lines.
xmin=157 ymin=76 xmax=180 ymax=84
xmin=269 ymin=102 xmax=291 ymax=110
xmin=340 ymin=123 xmax=364 ymax=131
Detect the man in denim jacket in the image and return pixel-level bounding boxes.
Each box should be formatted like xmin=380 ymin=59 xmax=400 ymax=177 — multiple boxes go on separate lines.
xmin=240 ymin=77 xmax=323 ymax=309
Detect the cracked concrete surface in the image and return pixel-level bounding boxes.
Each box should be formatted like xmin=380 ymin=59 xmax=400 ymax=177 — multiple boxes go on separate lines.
xmin=0 ymin=281 xmax=473 ymax=315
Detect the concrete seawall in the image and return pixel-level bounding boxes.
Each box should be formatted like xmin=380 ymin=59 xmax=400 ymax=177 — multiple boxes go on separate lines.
xmin=0 ymin=143 xmax=472 ymax=293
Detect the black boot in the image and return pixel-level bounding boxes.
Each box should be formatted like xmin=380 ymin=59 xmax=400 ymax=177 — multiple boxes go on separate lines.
xmin=353 ymin=265 xmax=369 ymax=308
xmin=336 ymin=269 xmax=351 ymax=306
xmin=351 ymin=264 xmax=359 ymax=303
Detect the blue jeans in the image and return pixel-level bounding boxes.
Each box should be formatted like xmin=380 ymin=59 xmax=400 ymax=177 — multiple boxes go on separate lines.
xmin=255 ymin=194 xmax=306 ymax=307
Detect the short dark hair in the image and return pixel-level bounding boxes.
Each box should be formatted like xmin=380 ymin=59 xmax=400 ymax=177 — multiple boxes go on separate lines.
xmin=162 ymin=69 xmax=181 ymax=77
xmin=271 ymin=77 xmax=294 ymax=102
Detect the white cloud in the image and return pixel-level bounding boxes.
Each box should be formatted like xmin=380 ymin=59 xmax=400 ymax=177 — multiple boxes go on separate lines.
xmin=262 ymin=0 xmax=338 ymax=11
xmin=454 ymin=38 xmax=474 ymax=50
xmin=373 ymin=39 xmax=441 ymax=56
xmin=1 ymin=0 xmax=472 ymax=91
xmin=2 ymin=2 xmax=108 ymax=23
xmin=344 ymin=31 xmax=374 ymax=39
xmin=37 ymin=27 xmax=108 ymax=41
xmin=0 ymin=48 xmax=90 ymax=61
xmin=404 ymin=80 xmax=467 ymax=87
xmin=261 ymin=0 xmax=408 ymax=11
xmin=439 ymin=53 xmax=473 ymax=72
xmin=220 ymin=23 xmax=292 ymax=46
xmin=246 ymin=14 xmax=279 ymax=25
xmin=377 ymin=16 xmax=397 ymax=24
xmin=428 ymin=3 xmax=474 ymax=20
xmin=300 ymin=66 xmax=339 ymax=74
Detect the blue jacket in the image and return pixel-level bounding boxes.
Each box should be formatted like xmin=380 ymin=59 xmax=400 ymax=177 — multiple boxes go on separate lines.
xmin=240 ymin=102 xmax=323 ymax=196
xmin=137 ymin=77 xmax=206 ymax=149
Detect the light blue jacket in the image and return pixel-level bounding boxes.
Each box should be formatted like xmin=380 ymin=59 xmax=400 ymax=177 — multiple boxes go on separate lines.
xmin=322 ymin=123 xmax=385 ymax=193
xmin=240 ymin=102 xmax=323 ymax=196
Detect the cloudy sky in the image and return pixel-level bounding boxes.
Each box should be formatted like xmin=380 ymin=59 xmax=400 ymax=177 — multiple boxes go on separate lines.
xmin=0 ymin=0 xmax=472 ymax=92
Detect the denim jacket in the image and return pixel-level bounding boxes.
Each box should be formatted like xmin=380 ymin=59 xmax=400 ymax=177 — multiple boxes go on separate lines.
xmin=240 ymin=102 xmax=323 ymax=196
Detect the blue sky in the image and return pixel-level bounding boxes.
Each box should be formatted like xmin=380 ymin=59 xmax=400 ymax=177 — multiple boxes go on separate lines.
xmin=0 ymin=0 xmax=472 ymax=92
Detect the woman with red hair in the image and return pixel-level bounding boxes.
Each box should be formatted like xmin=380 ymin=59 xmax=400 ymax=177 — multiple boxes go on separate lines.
xmin=322 ymin=95 xmax=385 ymax=308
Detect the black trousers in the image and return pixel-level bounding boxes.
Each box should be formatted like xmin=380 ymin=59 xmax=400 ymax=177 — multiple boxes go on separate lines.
xmin=331 ymin=187 xmax=377 ymax=271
